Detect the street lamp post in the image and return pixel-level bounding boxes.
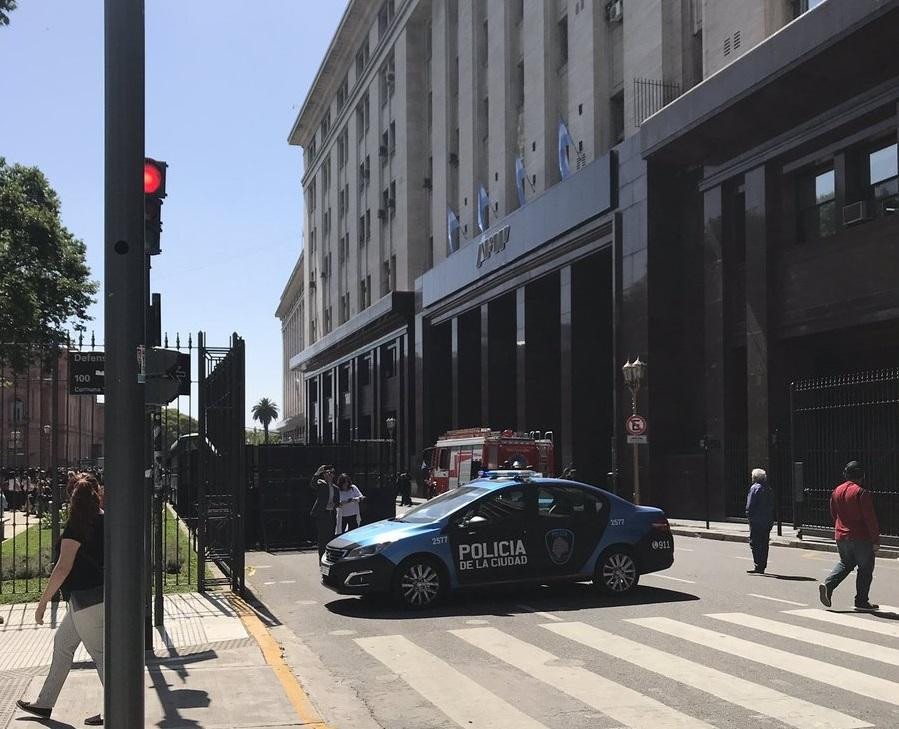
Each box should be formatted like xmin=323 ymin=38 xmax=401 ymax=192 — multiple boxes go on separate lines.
xmin=622 ymin=357 xmax=647 ymax=505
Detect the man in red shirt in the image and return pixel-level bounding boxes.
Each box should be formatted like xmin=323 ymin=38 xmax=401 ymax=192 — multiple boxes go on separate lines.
xmin=819 ymin=461 xmax=880 ymax=612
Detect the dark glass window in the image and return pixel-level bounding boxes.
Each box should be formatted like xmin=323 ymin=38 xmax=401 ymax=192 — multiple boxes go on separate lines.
xmin=799 ymin=168 xmax=836 ymax=241
xmin=469 ymin=487 xmax=527 ymax=527
xmin=869 ymin=143 xmax=898 ymax=214
xmin=537 ymin=485 xmax=604 ymax=521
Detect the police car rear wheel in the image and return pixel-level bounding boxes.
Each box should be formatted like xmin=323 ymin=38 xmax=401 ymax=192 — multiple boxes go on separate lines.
xmin=596 ymin=549 xmax=639 ymax=595
xmin=393 ymin=557 xmax=444 ymax=609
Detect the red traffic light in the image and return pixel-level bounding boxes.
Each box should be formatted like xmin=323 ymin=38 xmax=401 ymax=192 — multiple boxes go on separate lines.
xmin=144 ymin=158 xmax=166 ymax=197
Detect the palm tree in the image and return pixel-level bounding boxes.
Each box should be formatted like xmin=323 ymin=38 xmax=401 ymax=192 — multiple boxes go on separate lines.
xmin=251 ymin=397 xmax=279 ymax=444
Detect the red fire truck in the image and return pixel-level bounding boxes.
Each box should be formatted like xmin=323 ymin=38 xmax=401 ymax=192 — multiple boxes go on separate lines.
xmin=426 ymin=428 xmax=555 ymax=496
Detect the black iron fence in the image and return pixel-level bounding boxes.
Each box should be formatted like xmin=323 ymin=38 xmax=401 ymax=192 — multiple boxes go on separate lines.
xmin=248 ymin=440 xmax=396 ymax=551
xmin=1 ymin=333 xmax=231 ymax=606
xmin=792 ymin=369 xmax=899 ymax=539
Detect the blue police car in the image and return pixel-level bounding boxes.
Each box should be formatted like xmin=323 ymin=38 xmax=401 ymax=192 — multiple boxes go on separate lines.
xmin=320 ymin=472 xmax=674 ymax=609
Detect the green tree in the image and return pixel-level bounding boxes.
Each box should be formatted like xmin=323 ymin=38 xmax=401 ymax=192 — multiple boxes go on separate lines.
xmin=0 ymin=159 xmax=97 ymax=371
xmin=161 ymin=409 xmax=200 ymax=452
xmin=246 ymin=428 xmax=282 ymax=446
xmin=250 ymin=397 xmax=279 ymax=444
xmin=0 ymin=1 xmax=17 ymax=26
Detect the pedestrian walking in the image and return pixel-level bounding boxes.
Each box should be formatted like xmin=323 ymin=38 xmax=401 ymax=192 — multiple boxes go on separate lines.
xmin=745 ymin=468 xmax=774 ymax=574
xmin=16 ymin=475 xmax=105 ymax=725
xmin=310 ymin=465 xmax=337 ymax=557
xmin=420 ymin=458 xmax=431 ymax=499
xmin=335 ymin=473 xmax=365 ymax=533
xmin=819 ymin=461 xmax=880 ymax=612
xmin=397 ymin=472 xmax=413 ymax=506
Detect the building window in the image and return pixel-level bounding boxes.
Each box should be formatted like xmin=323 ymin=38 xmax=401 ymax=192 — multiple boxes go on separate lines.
xmin=380 ymin=52 xmax=395 ymax=105
xmin=323 ymin=207 xmax=331 ymax=236
xmin=869 ymin=143 xmax=898 ymax=213
xmin=792 ymin=0 xmax=828 ymax=18
xmin=336 ymin=75 xmax=348 ymax=111
xmin=799 ymin=168 xmax=836 ymax=241
xmin=320 ymin=109 xmax=331 ymax=140
xmin=365 ymin=209 xmax=371 ymax=241
xmin=11 ymin=398 xmax=25 ymax=423
xmin=355 ymin=41 xmax=369 ymax=80
xmin=358 ymin=214 xmax=366 ymax=245
xmin=307 ymin=178 xmax=317 ymax=213
xmin=383 ymin=344 xmax=398 ymax=379
xmin=611 ymin=91 xmax=624 ymax=144
xmin=389 ymin=180 xmax=396 ymax=216
xmin=558 ymin=15 xmax=569 ymax=67
xmin=356 ymin=94 xmax=369 ymax=140
xmin=378 ymin=0 xmax=395 ymax=39
xmin=321 ymin=155 xmax=331 ymax=195
xmin=358 ymin=155 xmax=370 ymax=192
xmin=383 ymin=259 xmax=392 ymax=293
xmin=515 ymin=61 xmax=525 ymax=111
xmin=307 ymin=135 xmax=317 ymax=160
xmin=337 ymin=127 xmax=348 ymax=169
xmin=389 ymin=121 xmax=396 ymax=155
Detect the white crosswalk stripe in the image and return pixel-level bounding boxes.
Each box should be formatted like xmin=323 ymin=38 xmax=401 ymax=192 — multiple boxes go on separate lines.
xmin=451 ymin=626 xmax=714 ymax=729
xmin=544 ymin=621 xmax=869 ymax=729
xmin=710 ymin=612 xmax=899 ymax=666
xmin=355 ymin=634 xmax=550 ymax=729
xmin=786 ymin=607 xmax=899 ymax=639
xmin=631 ymin=616 xmax=899 ymax=707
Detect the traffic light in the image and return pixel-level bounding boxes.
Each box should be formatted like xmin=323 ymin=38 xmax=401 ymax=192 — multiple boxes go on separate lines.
xmin=144 ymin=158 xmax=167 ymax=255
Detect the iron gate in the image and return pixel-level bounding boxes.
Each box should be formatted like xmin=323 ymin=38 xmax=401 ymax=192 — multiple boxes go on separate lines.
xmin=791 ymin=369 xmax=899 ymax=540
xmin=197 ymin=332 xmax=246 ymax=594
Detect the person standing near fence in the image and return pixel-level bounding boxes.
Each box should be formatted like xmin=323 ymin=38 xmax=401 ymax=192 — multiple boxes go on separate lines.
xmin=335 ymin=473 xmax=364 ymax=533
xmin=310 ymin=465 xmax=336 ymax=557
xmin=745 ymin=468 xmax=774 ymax=574
xmin=819 ymin=461 xmax=880 ymax=612
xmin=16 ymin=475 xmax=105 ymax=725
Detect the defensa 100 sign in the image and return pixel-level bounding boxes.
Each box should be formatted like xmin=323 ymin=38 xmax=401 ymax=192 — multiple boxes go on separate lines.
xmin=626 ymin=414 xmax=648 ymax=444
xmin=69 ymin=351 xmax=105 ymax=395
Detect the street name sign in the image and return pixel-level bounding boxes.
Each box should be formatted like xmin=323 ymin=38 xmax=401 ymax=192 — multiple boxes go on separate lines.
xmin=69 ymin=351 xmax=105 ymax=395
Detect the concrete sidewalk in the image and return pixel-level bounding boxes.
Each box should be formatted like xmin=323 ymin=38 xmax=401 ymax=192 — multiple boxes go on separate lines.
xmin=0 ymin=592 xmax=321 ymax=729
xmin=670 ymin=518 xmax=899 ymax=556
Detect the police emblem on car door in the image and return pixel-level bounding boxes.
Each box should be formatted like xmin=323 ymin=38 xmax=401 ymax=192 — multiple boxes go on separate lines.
xmin=545 ymin=528 xmax=575 ymax=566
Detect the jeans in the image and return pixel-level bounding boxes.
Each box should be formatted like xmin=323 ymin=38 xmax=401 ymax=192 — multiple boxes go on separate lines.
xmin=824 ymin=539 xmax=875 ymax=605
xmin=35 ymin=600 xmax=104 ymax=709
xmin=749 ymin=524 xmax=772 ymax=571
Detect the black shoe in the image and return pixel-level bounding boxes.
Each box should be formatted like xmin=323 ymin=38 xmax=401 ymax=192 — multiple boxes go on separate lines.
xmin=819 ymin=583 xmax=832 ymax=608
xmin=746 ymin=568 xmax=764 ymax=574
xmin=854 ymin=601 xmax=879 ymax=613
xmin=16 ymin=700 xmax=51 ymax=719
xmin=85 ymin=714 xmax=103 ymax=726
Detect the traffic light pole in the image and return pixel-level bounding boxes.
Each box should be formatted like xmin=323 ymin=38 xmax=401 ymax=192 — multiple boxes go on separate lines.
xmin=104 ymin=0 xmax=147 ymax=725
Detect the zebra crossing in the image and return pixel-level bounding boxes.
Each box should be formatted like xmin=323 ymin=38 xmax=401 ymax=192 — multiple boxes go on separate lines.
xmin=354 ymin=606 xmax=899 ymax=729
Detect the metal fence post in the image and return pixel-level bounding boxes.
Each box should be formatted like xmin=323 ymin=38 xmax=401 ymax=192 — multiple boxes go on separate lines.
xmin=197 ymin=332 xmax=206 ymax=592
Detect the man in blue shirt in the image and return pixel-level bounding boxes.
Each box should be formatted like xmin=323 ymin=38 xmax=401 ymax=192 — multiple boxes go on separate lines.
xmin=746 ymin=468 xmax=774 ymax=574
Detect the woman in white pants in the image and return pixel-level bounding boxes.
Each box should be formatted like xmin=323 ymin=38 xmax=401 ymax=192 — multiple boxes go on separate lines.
xmin=16 ymin=476 xmax=105 ymax=726
xmin=335 ymin=473 xmax=364 ymax=534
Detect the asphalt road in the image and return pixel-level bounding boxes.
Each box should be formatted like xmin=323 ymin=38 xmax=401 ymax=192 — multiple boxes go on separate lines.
xmin=246 ymin=534 xmax=899 ymax=729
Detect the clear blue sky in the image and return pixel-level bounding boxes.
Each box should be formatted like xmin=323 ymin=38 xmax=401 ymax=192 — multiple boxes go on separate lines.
xmin=0 ymin=1 xmax=344 ymax=425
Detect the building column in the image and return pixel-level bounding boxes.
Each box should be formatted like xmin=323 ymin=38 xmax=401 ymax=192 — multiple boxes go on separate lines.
xmin=745 ymin=166 xmax=769 ymax=471
xmin=372 ymin=347 xmax=381 ymax=438
xmin=414 ymin=314 xmax=430 ymax=460
xmin=351 ymin=357 xmax=359 ymax=439
xmin=480 ymin=303 xmax=490 ymax=426
xmin=317 ymin=375 xmax=324 ymax=444
xmin=559 ymin=265 xmax=573 ymax=471
xmin=451 ymin=316 xmax=460 ymax=428
xmin=515 ymin=286 xmax=526 ymax=431
xmin=704 ymin=185 xmax=727 ymax=518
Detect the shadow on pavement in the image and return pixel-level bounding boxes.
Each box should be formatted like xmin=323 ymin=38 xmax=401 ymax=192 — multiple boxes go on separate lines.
xmin=325 ymin=583 xmax=698 ymax=620
xmin=12 ymin=719 xmax=77 ymax=729
xmin=146 ymin=649 xmax=217 ymax=728
xmin=759 ymin=574 xmax=818 ymax=582
xmin=239 ymin=586 xmax=283 ymax=628
xmin=828 ymin=608 xmax=899 ymax=620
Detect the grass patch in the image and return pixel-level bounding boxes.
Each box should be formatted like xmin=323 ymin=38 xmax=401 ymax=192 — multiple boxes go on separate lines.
xmin=160 ymin=506 xmax=213 ymax=594
xmin=0 ymin=522 xmax=54 ymax=604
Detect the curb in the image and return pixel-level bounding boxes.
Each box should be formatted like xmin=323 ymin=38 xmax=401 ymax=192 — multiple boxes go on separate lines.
xmin=228 ymin=594 xmax=335 ymax=729
xmin=671 ymin=528 xmax=899 ymax=558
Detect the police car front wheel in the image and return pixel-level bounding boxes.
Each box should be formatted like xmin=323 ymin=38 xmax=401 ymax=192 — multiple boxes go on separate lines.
xmin=596 ymin=549 xmax=639 ymax=595
xmin=393 ymin=556 xmax=445 ymax=609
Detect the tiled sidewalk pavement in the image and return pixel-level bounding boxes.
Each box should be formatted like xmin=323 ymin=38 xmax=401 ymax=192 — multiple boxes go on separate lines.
xmin=0 ymin=592 xmax=311 ymax=728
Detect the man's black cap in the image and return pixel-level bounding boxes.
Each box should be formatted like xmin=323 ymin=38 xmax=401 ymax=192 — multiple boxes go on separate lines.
xmin=844 ymin=460 xmax=865 ymax=477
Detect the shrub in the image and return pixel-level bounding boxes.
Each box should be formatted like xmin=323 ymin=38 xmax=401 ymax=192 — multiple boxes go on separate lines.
xmin=1 ymin=550 xmax=52 ymax=581
xmin=165 ymin=558 xmax=184 ymax=575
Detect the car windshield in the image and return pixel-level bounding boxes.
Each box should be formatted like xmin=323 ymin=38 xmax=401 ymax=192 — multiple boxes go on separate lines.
xmin=396 ymin=485 xmax=491 ymax=523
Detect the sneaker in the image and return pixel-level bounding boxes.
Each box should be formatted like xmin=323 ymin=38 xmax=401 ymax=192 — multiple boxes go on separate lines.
xmin=746 ymin=568 xmax=764 ymax=574
xmin=854 ymin=602 xmax=879 ymax=613
xmin=16 ymin=700 xmax=51 ymax=719
xmin=85 ymin=714 xmax=103 ymax=726
xmin=818 ymin=583 xmax=832 ymax=608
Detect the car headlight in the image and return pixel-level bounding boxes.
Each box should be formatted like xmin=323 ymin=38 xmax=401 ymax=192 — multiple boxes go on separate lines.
xmin=345 ymin=542 xmax=392 ymax=560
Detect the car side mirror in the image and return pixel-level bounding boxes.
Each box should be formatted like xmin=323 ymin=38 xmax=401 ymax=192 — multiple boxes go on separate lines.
xmin=464 ymin=515 xmax=488 ymax=528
